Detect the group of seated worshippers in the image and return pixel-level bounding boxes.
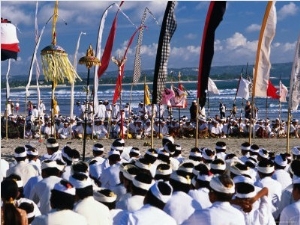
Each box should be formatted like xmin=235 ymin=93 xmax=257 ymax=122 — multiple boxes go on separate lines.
xmin=2 ymin=136 xmax=300 ymax=225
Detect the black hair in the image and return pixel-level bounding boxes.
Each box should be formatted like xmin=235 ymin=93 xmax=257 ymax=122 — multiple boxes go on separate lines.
xmin=18 ymin=202 xmax=35 ymax=223
xmin=235 ymin=182 xmax=255 ymax=196
xmin=215 ymin=141 xmax=226 ymax=153
xmin=72 ymin=161 xmax=88 ymax=173
xmin=144 ymin=182 xmax=171 ymax=210
xmin=169 ymin=170 xmax=191 ymax=193
xmin=72 ymin=173 xmax=93 ymax=199
xmin=132 ymin=173 xmax=153 ymax=196
xmin=14 ymin=146 xmax=26 ymax=162
xmin=144 ymin=149 xmax=157 ymax=164
xmin=95 ymin=189 xmax=116 ymax=210
xmin=274 ymin=154 xmax=287 ymax=170
xmin=209 ymin=175 xmax=234 ymax=202
xmin=157 ymin=151 xmax=170 ymax=164
xmin=6 ymin=174 xmax=24 ymax=199
xmin=290 ymin=160 xmax=300 ymax=176
xmin=50 ymin=180 xmax=75 ymax=210
xmin=1 ymin=179 xmax=22 ymax=225
xmin=46 ymin=138 xmax=59 ymax=152
xmin=210 ymin=158 xmax=226 ymax=175
xmin=257 ymin=159 xmax=274 ymax=177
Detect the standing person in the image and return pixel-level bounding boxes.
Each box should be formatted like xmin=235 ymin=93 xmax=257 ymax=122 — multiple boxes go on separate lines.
xmin=27 ymin=101 xmax=33 ymax=116
xmin=96 ymin=100 xmax=106 ymax=120
xmin=38 ymin=100 xmax=46 ymax=117
xmin=15 ymin=99 xmax=20 ymax=114
xmin=244 ymin=100 xmax=251 ymax=119
xmin=190 ymin=100 xmax=198 ymax=122
xmin=219 ymin=102 xmax=226 ymax=119
xmin=74 ymin=101 xmax=82 ymax=119
xmin=104 ymin=100 xmax=112 ymax=121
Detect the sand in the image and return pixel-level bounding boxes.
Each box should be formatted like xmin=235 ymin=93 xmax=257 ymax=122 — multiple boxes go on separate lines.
xmin=1 ymin=137 xmax=299 ymax=162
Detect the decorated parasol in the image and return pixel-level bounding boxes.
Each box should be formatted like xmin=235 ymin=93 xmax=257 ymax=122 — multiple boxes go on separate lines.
xmin=79 ymin=45 xmax=101 ymax=161
xmin=40 ymin=0 xmax=81 ymax=136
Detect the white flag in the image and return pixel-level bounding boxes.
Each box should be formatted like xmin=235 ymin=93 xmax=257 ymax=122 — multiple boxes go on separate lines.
xmin=288 ymin=35 xmax=300 ymax=111
xmin=279 ymin=81 xmax=288 ymax=102
xmin=236 ymin=77 xmax=251 ymax=100
xmin=208 ymin=78 xmax=220 ymax=94
xmin=253 ymin=2 xmax=276 ymax=97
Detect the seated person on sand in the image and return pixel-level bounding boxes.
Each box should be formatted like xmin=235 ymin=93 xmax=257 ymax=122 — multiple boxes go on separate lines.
xmin=73 ymin=120 xmax=84 ymax=139
xmin=143 ymin=120 xmax=152 ymax=138
xmin=42 ymin=121 xmax=55 ymax=139
xmin=290 ymin=119 xmax=299 ymax=138
xmin=24 ymin=124 xmax=33 ymax=139
xmin=93 ymin=118 xmax=108 ymax=139
xmin=278 ymin=123 xmax=287 ymax=138
xmin=210 ymin=120 xmax=222 ymax=138
xmin=31 ymin=119 xmax=42 ymax=139
xmin=134 ymin=120 xmax=144 ymax=139
xmin=182 ymin=120 xmax=195 ymax=138
xmin=198 ymin=118 xmax=209 ymax=138
xmin=57 ymin=122 xmax=73 ymax=139
xmin=85 ymin=120 xmax=93 ymax=139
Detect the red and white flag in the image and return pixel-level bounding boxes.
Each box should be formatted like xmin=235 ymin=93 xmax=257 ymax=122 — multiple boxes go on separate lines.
xmin=279 ymin=81 xmax=288 ymax=102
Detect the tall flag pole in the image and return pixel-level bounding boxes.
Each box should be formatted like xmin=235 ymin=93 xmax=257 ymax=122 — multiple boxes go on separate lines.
xmin=34 ymin=2 xmax=41 ymax=115
xmin=197 ymin=1 xmax=226 ymax=108
xmin=287 ymin=35 xmax=300 ymax=153
xmin=279 ymin=80 xmax=288 ymax=120
xmin=152 ymin=1 xmax=177 ymax=105
xmin=250 ymin=1 xmax=276 ymax=144
xmin=71 ymin=31 xmax=86 ymax=119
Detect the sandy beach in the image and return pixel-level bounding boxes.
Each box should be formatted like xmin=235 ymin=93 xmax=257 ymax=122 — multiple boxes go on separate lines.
xmin=1 ymin=137 xmax=299 ymax=162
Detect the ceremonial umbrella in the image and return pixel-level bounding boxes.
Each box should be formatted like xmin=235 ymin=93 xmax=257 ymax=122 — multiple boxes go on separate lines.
xmin=40 ymin=1 xmax=81 ymax=136
xmin=79 ymin=45 xmax=101 ymax=161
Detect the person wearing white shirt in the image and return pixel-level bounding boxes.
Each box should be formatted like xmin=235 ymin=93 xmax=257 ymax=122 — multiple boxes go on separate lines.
xmin=93 ymin=119 xmax=108 ymax=139
xmin=279 ymin=175 xmax=300 ymax=225
xmin=1 ymin=158 xmax=9 ymax=182
xmin=70 ymin=173 xmax=112 ymax=225
xmin=29 ymin=160 xmax=62 ymax=214
xmin=38 ymin=100 xmax=46 ymax=116
xmin=210 ymin=120 xmax=222 ymax=138
xmin=31 ymin=105 xmax=39 ymax=118
xmin=272 ymin=154 xmax=292 ymax=190
xmin=255 ymin=159 xmax=282 ymax=220
xmin=112 ymin=103 xmax=120 ymax=119
xmin=164 ymin=171 xmax=201 ymax=224
xmin=41 ymin=138 xmax=62 ymax=161
xmin=7 ymin=146 xmax=39 ymax=186
xmin=122 ymin=181 xmax=177 ymax=225
xmin=183 ymin=174 xmax=246 ymax=225
xmin=32 ymin=180 xmax=87 ymax=225
xmin=57 ymin=122 xmax=73 ymax=139
xmin=97 ymin=101 xmax=107 ymax=119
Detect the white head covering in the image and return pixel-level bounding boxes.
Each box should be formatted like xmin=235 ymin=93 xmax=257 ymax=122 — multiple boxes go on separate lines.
xmin=209 ymin=175 xmax=235 ymax=194
xmin=274 ymin=154 xmax=287 ymax=167
xmin=170 ymin=171 xmax=191 ymax=185
xmin=150 ymin=181 xmax=173 ymax=203
xmin=53 ymin=180 xmax=76 ymax=195
xmin=94 ymin=189 xmax=117 ymax=203
xmin=69 ymin=174 xmax=92 ymax=189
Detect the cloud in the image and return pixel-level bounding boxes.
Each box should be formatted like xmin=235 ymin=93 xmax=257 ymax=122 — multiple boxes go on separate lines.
xmin=245 ymin=24 xmax=261 ymax=33
xmin=195 ymin=2 xmax=209 ymax=10
xmin=184 ymin=33 xmax=197 ymax=40
xmin=277 ymin=2 xmax=299 ymax=20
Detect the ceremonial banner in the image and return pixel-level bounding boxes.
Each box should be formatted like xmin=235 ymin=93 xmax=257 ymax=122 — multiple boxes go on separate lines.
xmin=236 ymin=77 xmax=251 ymax=100
xmin=97 ymin=1 xmax=124 ymax=78
xmin=288 ymin=35 xmax=300 ymax=110
xmin=197 ymin=1 xmax=226 ymax=108
xmin=279 ymin=81 xmax=288 ymax=102
xmin=267 ymin=79 xmax=280 ymax=99
xmin=152 ymin=1 xmax=177 ymax=104
xmin=1 ymin=18 xmax=20 ymax=61
xmin=144 ymin=83 xmax=151 ymax=105
xmin=253 ymin=1 xmax=277 ymax=97
xmin=207 ymin=78 xmax=220 ymax=95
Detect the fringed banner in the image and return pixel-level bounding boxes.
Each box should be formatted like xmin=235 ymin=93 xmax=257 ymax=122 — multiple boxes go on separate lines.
xmin=197 ymin=1 xmax=226 ymax=108
xmin=35 ymin=2 xmax=41 ymax=105
xmin=152 ymin=1 xmax=177 ymax=104
xmin=288 ymin=35 xmax=300 ymax=111
xmin=253 ymin=1 xmax=277 ymax=98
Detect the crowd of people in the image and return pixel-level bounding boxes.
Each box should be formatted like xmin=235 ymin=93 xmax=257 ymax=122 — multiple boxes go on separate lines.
xmin=1 ymin=99 xmax=299 ymax=140
xmin=1 ymin=136 xmax=300 ymax=224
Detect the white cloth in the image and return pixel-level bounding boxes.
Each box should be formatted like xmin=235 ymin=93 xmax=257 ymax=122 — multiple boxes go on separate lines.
xmin=29 ymin=176 xmax=62 ymax=214
xmin=23 ymin=175 xmax=42 ymax=198
xmin=74 ymin=196 xmax=112 ymax=225
xmin=272 ymin=169 xmax=292 ymax=190
xmin=7 ymin=161 xmax=39 ymax=186
xmin=188 ymin=188 xmax=212 ymax=209
xmin=16 ymin=197 xmax=42 ymax=218
xmin=183 ymin=201 xmax=246 ymax=225
xmin=100 ymin=163 xmax=121 ymax=190
xmin=0 ymin=158 xmax=9 ymax=182
xmin=122 ymin=204 xmax=177 ymax=225
xmin=164 ymin=191 xmax=201 ymax=224
xmin=118 ymin=195 xmax=144 ymax=212
xmin=279 ymin=184 xmax=294 ymax=216
xmin=255 ymin=176 xmax=282 ymax=219
xmin=279 ymin=200 xmax=300 ymax=225
xmin=97 ymin=104 xmax=107 ymax=119
xmin=32 ymin=209 xmax=87 ymax=225
xmin=110 ymin=209 xmax=127 ymax=225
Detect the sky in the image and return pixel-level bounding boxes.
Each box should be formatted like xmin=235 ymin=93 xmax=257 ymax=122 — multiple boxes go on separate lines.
xmin=1 ymin=1 xmax=300 ymax=77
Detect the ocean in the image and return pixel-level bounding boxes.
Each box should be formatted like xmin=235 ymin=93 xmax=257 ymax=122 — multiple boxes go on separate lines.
xmin=1 ymin=77 xmax=300 ymax=121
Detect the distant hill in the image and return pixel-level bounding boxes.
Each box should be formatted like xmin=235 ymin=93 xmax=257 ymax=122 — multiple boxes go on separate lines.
xmin=2 ymin=62 xmax=293 ymax=88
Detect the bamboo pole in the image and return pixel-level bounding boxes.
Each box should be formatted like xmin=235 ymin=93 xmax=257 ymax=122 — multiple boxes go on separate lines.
xmin=195 ymin=98 xmax=199 ymax=147
xmin=151 ymin=104 xmax=154 ymax=148
xmin=286 ymin=110 xmax=291 ymax=154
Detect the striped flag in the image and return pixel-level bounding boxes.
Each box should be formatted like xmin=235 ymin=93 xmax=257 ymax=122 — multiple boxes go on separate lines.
xmin=267 ymin=79 xmax=280 ymax=99
xmin=279 ymin=81 xmax=288 ymax=102
xmin=253 ymin=1 xmax=277 ymax=98
xmin=1 ymin=18 xmax=20 ymax=61
xmin=197 ymin=2 xmax=226 ymax=108
xmin=152 ymin=1 xmax=177 ymax=104
xmin=288 ymin=35 xmax=300 ymax=111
